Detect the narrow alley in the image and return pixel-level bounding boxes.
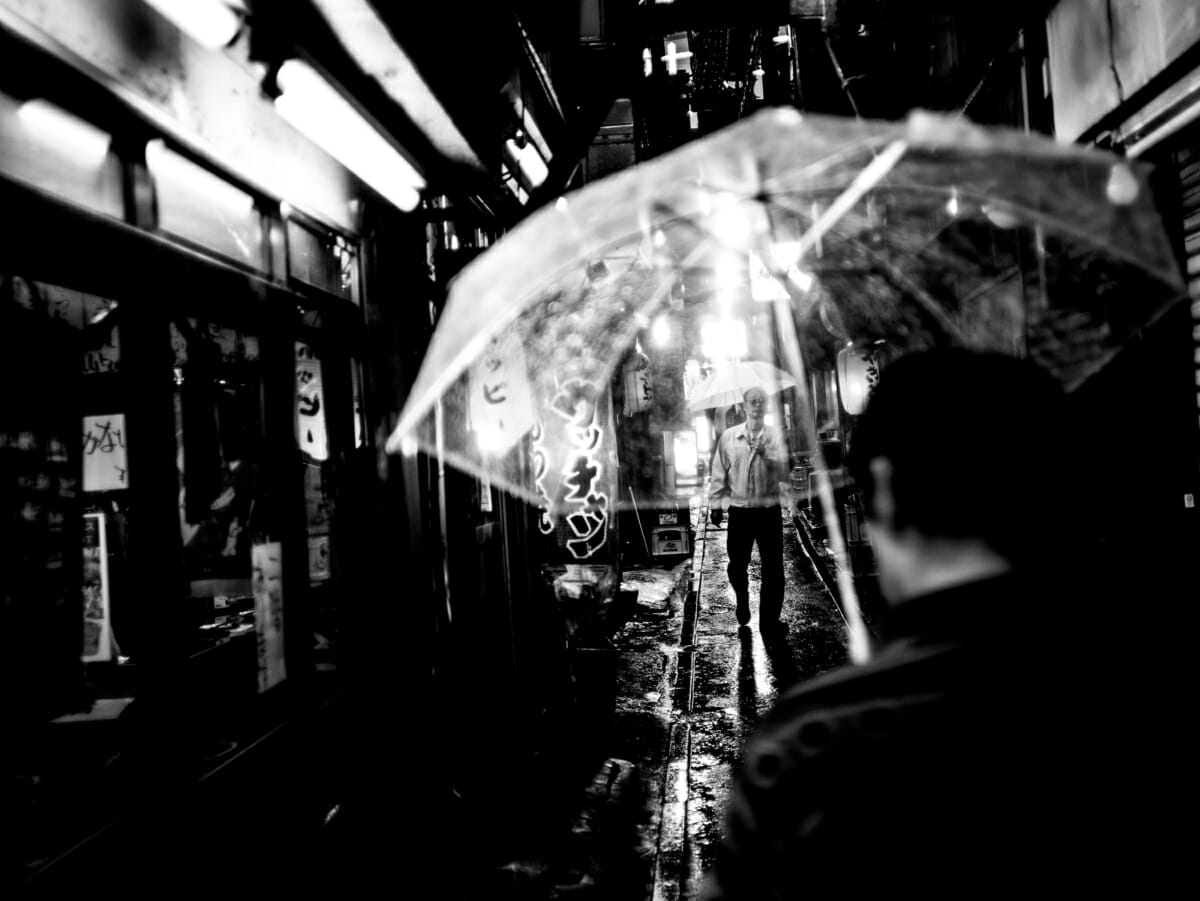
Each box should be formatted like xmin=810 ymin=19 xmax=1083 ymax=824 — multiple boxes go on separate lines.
xmin=8 ymin=4 xmax=1198 ymax=896
xmin=479 ymin=496 xmax=851 ymax=901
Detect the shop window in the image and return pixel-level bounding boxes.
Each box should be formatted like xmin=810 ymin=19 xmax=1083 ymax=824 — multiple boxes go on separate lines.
xmin=3 ymin=272 xmax=134 ymax=877
xmin=286 ymin=217 xmax=360 ymax=303
xmin=3 ymin=275 xmax=131 ymax=669
xmin=147 ymin=140 xmax=267 ymax=272
xmin=0 ymin=92 xmax=123 ymax=220
xmin=172 ymin=318 xmax=279 ymax=690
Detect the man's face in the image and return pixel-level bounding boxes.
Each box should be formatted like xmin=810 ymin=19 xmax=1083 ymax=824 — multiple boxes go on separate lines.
xmin=743 ymin=390 xmax=766 ymax=425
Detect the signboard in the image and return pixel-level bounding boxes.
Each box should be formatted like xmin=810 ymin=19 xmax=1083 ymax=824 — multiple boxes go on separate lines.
xmin=468 ymin=331 xmax=536 ymax=455
xmin=252 ymin=541 xmax=286 ymax=692
xmin=531 ymin=378 xmax=617 ymax=564
xmin=307 ymin=534 xmax=331 ymax=582
xmin=82 ymin=512 xmax=113 ymax=663
xmin=82 ymin=413 xmax=129 ymax=491
xmin=295 ymin=342 xmax=329 ymax=461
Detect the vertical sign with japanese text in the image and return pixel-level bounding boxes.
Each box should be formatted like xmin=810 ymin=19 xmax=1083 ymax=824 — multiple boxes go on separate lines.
xmin=82 ymin=414 xmax=128 ymax=492
xmin=531 ymin=378 xmax=618 ymax=566
xmin=468 ymin=331 xmax=536 ymax=455
xmin=296 ymin=342 xmax=329 ymax=462
xmin=253 ymin=541 xmax=286 ymax=692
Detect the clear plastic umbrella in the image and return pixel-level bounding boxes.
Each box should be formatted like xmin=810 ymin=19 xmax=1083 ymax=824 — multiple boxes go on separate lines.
xmin=387 ymin=106 xmax=1186 ymax=661
xmin=687 ymin=360 xmax=798 ymax=411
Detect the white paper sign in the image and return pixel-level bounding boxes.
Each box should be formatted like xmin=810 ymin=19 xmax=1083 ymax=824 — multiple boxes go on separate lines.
xmin=82 ymin=414 xmax=129 ymax=491
xmin=296 ymin=342 xmax=329 ymax=461
xmin=253 ymin=541 xmax=286 ymax=692
xmin=468 ymin=331 xmax=535 ymax=455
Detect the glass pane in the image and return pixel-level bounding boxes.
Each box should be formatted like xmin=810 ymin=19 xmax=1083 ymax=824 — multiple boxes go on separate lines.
xmin=172 ymin=319 xmax=276 ymax=688
xmin=147 ymin=140 xmax=266 ymax=271
xmin=3 ymin=272 xmax=132 ymax=880
xmin=296 ymin=341 xmax=340 ymax=669
xmin=304 ymin=459 xmax=337 ymax=670
xmin=0 ymin=93 xmax=123 ymax=220
xmin=286 ymin=218 xmax=359 ymax=302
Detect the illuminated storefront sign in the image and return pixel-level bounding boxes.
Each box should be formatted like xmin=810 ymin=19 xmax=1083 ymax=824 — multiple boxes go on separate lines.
xmin=531 ymin=377 xmax=616 ymax=563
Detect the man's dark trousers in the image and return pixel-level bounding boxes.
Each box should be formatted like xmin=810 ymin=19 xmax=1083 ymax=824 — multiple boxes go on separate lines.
xmin=726 ymin=505 xmax=784 ymax=627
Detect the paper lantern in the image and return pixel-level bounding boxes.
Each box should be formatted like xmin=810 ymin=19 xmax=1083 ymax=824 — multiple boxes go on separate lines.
xmin=837 ymin=346 xmax=881 ymax=416
xmin=623 ymin=351 xmax=653 ymax=416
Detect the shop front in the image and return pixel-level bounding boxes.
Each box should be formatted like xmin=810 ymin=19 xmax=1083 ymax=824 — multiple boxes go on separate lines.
xmin=0 ymin=3 xmax=417 ymax=887
xmin=1045 ymin=0 xmax=1200 ymax=603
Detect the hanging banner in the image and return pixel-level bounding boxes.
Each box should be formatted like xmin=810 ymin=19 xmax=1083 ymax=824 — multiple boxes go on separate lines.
xmin=468 ymin=330 xmax=536 ymax=455
xmin=82 ymin=413 xmax=129 ymax=491
xmin=252 ymin=541 xmax=286 ymax=692
xmin=531 ymin=377 xmax=618 ymax=564
xmin=82 ymin=512 xmax=113 ymax=663
xmin=295 ymin=342 xmax=329 ymax=461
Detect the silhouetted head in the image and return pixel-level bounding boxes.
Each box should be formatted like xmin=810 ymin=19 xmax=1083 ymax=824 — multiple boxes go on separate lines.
xmin=848 ymin=348 xmax=1070 ymax=576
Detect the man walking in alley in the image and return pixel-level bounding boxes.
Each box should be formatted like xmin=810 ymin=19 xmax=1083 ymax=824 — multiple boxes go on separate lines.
xmin=708 ymin=386 xmax=789 ymax=639
xmin=702 ymin=348 xmax=1187 ymax=898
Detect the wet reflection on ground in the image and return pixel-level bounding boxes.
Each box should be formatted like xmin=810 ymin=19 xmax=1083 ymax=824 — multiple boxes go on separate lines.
xmin=478 ymin=505 xmax=849 ymax=900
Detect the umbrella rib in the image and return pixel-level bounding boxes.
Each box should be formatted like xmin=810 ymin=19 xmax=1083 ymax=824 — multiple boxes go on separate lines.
xmin=795 ymin=140 xmax=908 ymax=264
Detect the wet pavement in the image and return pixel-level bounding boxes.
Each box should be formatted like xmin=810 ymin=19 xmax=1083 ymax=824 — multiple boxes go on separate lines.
xmin=480 ymin=496 xmax=851 ymax=900
xmin=655 ymin=501 xmax=850 ymax=900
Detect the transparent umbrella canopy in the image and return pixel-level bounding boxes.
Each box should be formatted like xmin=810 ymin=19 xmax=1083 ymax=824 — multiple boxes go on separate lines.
xmin=387 ymin=106 xmax=1185 ymax=660
xmin=687 ymin=360 xmax=798 ymax=411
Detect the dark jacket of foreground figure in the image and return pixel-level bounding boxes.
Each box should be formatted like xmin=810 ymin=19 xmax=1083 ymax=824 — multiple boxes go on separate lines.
xmin=703 ymin=572 xmax=1188 ymax=899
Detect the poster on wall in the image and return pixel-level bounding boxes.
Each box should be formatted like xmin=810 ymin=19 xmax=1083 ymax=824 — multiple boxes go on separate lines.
xmin=307 ymin=534 xmax=331 ymax=583
xmin=82 ymin=512 xmax=113 ymax=663
xmin=468 ymin=331 xmax=536 ymax=456
xmin=82 ymin=413 xmax=128 ymax=491
xmin=252 ymin=541 xmax=286 ymax=691
xmin=295 ymin=342 xmax=329 ymax=462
